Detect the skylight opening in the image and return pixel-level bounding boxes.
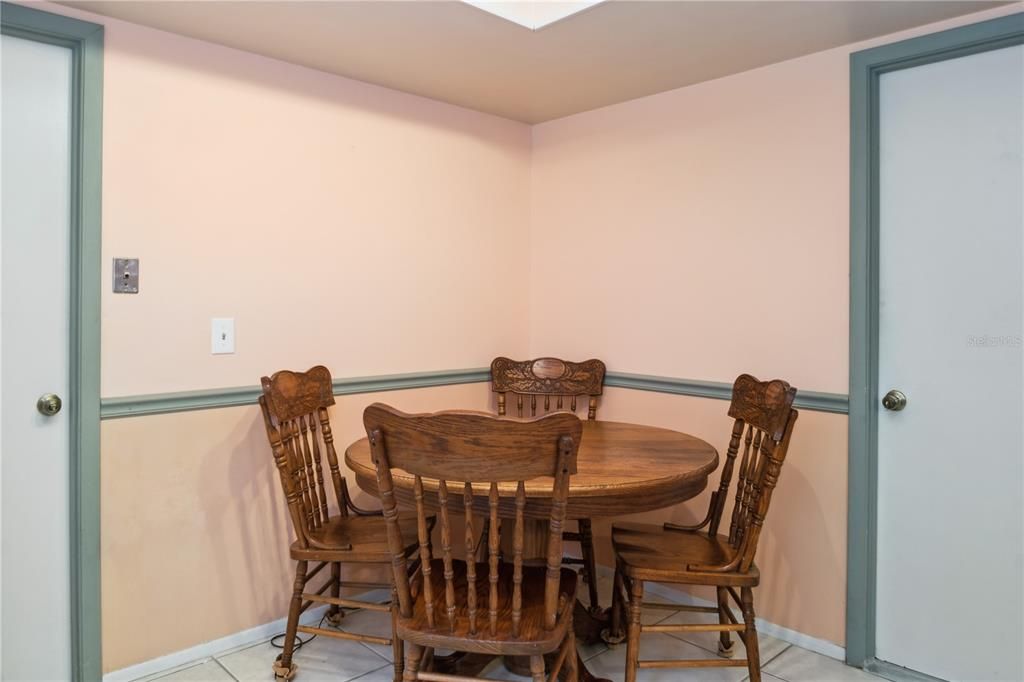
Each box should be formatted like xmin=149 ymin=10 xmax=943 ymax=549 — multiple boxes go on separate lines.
xmin=462 ymin=1 xmax=604 ymax=31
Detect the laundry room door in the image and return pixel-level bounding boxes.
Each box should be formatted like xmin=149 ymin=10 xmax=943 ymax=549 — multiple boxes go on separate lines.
xmin=874 ymin=40 xmax=1023 ymax=682
xmin=1 ymin=30 xmax=75 ymax=681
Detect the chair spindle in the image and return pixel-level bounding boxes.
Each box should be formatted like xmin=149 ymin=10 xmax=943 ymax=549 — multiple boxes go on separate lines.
xmin=464 ymin=482 xmax=478 ymax=634
xmin=438 ymin=479 xmax=456 ymax=632
xmin=316 ymin=406 xmax=346 ymax=514
xmin=513 ymin=480 xmax=526 ymax=637
xmin=488 ymin=482 xmax=500 ymax=637
xmin=414 ymin=475 xmax=435 ymax=629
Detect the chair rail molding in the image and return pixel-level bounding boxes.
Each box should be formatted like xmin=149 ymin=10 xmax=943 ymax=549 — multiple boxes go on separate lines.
xmin=101 ymin=368 xmax=849 ymax=419
xmin=605 ymin=371 xmax=847 ymax=414
xmin=101 ymin=368 xmax=493 ymax=418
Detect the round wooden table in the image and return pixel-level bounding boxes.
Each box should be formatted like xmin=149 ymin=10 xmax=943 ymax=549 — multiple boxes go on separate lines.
xmin=345 ymin=419 xmax=719 ymax=681
xmin=346 ymin=419 xmax=719 ymax=518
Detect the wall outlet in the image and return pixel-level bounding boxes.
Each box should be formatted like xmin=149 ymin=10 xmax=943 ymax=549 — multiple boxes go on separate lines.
xmin=211 ymin=318 xmax=235 ymax=354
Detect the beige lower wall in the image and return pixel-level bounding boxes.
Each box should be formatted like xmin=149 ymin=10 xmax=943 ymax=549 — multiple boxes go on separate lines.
xmin=100 ymin=382 xmax=497 ymax=672
xmin=101 ymin=382 xmax=846 ymax=671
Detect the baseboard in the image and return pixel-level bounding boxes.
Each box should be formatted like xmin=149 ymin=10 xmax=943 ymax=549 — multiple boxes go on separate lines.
xmin=102 ymin=605 xmax=330 ymax=682
xmin=106 ymin=571 xmax=846 ymax=681
xmin=596 ymin=566 xmax=847 ymax=662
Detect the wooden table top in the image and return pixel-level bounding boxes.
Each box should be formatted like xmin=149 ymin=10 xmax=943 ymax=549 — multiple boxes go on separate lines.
xmin=344 ymin=420 xmax=719 ymax=518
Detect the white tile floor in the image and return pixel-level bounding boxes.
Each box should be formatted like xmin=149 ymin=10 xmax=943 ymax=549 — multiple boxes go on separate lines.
xmin=134 ymin=578 xmax=884 ymax=682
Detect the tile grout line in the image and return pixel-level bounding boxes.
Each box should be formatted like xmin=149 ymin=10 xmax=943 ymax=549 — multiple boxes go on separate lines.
xmin=211 ymin=657 xmax=239 ymax=681
xmin=663 ymin=627 xmax=794 ymax=666
xmin=135 ymin=658 xmax=215 ymax=682
xmin=354 ymin=634 xmax=396 ymax=665
xmin=760 ymin=642 xmax=792 ymax=667
xmin=342 ymin=662 xmax=395 ymax=682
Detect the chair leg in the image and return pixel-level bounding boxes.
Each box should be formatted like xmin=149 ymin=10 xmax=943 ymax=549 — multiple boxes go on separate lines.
xmin=603 ymin=563 xmax=627 ymax=645
xmin=578 ymin=519 xmax=601 ymax=612
xmin=391 ymin=586 xmax=404 ymax=682
xmin=403 ymin=643 xmax=423 ymax=682
xmin=717 ymin=586 xmax=734 ymax=658
xmin=564 ymin=628 xmax=580 ymax=682
xmin=529 ymin=655 xmax=545 ymax=682
xmin=741 ymin=586 xmax=761 ymax=682
xmin=624 ymin=576 xmax=643 ymax=682
xmin=273 ymin=560 xmax=307 ymax=680
xmin=326 ymin=562 xmax=343 ymax=625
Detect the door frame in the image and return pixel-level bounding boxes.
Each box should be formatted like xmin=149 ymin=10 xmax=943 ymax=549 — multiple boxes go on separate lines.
xmin=847 ymin=11 xmax=1024 ymax=679
xmin=1 ymin=4 xmax=103 ymax=680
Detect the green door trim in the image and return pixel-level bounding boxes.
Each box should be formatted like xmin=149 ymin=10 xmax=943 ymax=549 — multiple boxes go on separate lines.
xmin=847 ymin=11 xmax=1023 ymax=676
xmin=1 ymin=4 xmax=104 ymax=680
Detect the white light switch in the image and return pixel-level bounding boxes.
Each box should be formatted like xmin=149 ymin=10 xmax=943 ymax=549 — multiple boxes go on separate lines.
xmin=211 ymin=318 xmax=235 ymax=354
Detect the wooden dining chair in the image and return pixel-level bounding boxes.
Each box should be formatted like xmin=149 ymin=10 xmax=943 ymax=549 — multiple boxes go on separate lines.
xmin=490 ymin=356 xmax=606 ymax=612
xmin=604 ymin=374 xmax=799 ymax=682
xmin=364 ymin=403 xmax=582 ymax=682
xmin=260 ymin=366 xmax=429 ymax=681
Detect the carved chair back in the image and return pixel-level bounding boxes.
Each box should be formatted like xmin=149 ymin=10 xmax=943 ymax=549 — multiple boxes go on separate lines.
xmin=259 ymin=365 xmax=347 ymax=549
xmin=491 ymin=357 xmax=606 ymax=420
xmin=364 ymin=403 xmax=581 ymax=638
xmin=705 ymin=374 xmax=799 ymax=572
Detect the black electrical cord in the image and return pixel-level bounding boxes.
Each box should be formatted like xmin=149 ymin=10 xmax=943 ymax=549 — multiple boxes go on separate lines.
xmin=269 ymin=612 xmax=329 ymax=652
xmin=269 ymin=597 xmax=391 ymax=653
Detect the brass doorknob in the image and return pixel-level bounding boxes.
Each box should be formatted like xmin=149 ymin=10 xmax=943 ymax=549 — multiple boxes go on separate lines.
xmin=36 ymin=393 xmax=62 ymax=416
xmin=881 ymin=389 xmax=907 ymax=412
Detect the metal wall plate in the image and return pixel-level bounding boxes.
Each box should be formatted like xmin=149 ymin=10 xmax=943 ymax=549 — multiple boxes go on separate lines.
xmin=112 ymin=258 xmax=139 ymax=293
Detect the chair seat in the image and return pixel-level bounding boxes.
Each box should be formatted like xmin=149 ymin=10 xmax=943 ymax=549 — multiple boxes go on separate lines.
xmin=612 ymin=522 xmax=759 ymax=586
xmin=398 ymin=559 xmax=578 ymax=656
xmin=291 ymin=512 xmax=426 ymax=562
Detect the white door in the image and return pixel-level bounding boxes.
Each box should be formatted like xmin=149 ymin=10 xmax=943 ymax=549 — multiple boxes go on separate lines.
xmin=1 ymin=33 xmax=74 ymax=680
xmin=876 ymin=44 xmax=1023 ymax=681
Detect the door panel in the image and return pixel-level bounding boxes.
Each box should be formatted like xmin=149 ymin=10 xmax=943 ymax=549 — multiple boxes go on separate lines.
xmin=1 ymin=33 xmax=73 ymax=680
xmin=876 ymin=44 xmax=1023 ymax=681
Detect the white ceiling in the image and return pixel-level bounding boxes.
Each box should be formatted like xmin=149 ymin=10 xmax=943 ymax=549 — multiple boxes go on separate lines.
xmin=62 ymin=1 xmax=1006 ymax=123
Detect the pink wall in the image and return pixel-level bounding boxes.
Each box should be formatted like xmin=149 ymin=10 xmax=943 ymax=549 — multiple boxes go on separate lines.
xmin=530 ymin=52 xmax=849 ymax=392
xmin=80 ymin=4 xmax=533 ymax=397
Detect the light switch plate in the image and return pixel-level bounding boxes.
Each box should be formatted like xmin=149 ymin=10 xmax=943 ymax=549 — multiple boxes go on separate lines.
xmin=112 ymin=258 xmax=139 ymax=293
xmin=211 ymin=318 xmax=235 ymax=355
